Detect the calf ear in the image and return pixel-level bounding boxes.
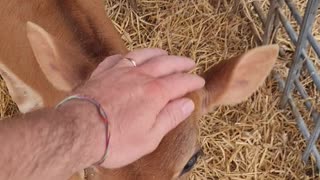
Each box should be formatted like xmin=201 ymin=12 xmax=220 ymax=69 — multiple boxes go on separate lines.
xmin=26 ymin=22 xmax=94 ymax=92
xmin=0 ymin=62 xmax=43 ymax=113
xmin=201 ymin=45 xmax=279 ymax=111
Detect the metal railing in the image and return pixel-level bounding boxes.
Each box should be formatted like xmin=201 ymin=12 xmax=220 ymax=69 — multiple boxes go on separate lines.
xmin=251 ymin=0 xmax=320 ymax=169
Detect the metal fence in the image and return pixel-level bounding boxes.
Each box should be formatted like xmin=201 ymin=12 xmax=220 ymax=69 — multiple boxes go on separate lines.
xmin=251 ymin=0 xmax=320 ymax=169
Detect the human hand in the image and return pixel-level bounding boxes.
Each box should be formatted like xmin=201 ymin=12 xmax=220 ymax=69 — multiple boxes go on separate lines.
xmin=74 ymin=48 xmax=205 ymax=169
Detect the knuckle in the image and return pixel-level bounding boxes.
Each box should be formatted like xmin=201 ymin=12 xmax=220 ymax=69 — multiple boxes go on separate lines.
xmin=134 ymin=66 xmax=147 ymax=75
xmin=147 ymin=142 xmax=158 ymax=153
xmin=148 ymin=137 xmax=161 ymax=152
xmin=143 ymin=136 xmax=159 ymax=154
xmin=163 ymin=107 xmax=180 ymax=128
xmin=144 ymin=80 xmax=168 ymax=100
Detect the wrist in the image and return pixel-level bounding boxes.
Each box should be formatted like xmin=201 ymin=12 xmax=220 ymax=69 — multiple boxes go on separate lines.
xmin=58 ymin=100 xmax=106 ymax=169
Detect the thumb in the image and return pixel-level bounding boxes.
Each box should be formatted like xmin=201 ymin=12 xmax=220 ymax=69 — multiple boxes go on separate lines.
xmin=153 ymin=98 xmax=195 ymax=137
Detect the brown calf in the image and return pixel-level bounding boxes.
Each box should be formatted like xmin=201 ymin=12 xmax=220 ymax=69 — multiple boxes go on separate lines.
xmin=0 ymin=1 xmax=279 ymax=179
xmin=76 ymin=45 xmax=279 ymax=180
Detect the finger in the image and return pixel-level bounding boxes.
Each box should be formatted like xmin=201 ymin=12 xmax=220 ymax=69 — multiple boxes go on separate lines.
xmin=114 ymin=48 xmax=168 ymax=68
xmin=90 ymin=54 xmax=123 ymax=78
xmin=153 ymin=98 xmax=195 ymax=136
xmin=138 ymin=55 xmax=195 ymax=77
xmin=149 ymin=73 xmax=205 ymax=105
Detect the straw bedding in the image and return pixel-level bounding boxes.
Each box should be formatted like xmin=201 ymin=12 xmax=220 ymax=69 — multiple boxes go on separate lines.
xmin=0 ymin=0 xmax=319 ymax=179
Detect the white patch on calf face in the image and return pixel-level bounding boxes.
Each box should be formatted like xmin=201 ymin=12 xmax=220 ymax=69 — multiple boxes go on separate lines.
xmin=0 ymin=63 xmax=44 ymax=113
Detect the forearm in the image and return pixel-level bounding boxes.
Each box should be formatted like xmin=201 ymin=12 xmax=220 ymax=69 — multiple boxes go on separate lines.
xmin=0 ymin=103 xmax=104 ymax=180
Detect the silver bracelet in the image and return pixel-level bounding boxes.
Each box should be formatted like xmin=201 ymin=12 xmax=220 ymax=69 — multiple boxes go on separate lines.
xmin=56 ymin=94 xmax=110 ymax=166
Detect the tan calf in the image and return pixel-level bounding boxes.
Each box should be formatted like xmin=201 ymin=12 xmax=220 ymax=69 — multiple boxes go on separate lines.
xmin=0 ymin=1 xmax=279 ymax=180
xmin=76 ymin=45 xmax=279 ymax=180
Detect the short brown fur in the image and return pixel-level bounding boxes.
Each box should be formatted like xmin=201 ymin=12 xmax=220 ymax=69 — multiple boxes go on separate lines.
xmin=0 ymin=0 xmax=128 ymax=109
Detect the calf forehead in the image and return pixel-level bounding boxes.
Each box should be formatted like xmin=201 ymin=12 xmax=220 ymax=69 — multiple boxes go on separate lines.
xmin=55 ymin=0 xmax=127 ymax=61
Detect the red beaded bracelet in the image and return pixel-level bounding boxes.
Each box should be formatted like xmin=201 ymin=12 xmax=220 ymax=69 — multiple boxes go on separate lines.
xmin=56 ymin=94 xmax=110 ymax=166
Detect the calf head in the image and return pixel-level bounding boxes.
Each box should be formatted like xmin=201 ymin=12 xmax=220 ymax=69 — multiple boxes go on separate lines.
xmin=1 ymin=21 xmax=279 ymax=180
xmin=82 ymin=45 xmax=279 ymax=180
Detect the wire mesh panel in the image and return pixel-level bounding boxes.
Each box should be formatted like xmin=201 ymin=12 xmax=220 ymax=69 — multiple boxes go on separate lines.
xmin=251 ymin=0 xmax=320 ymax=169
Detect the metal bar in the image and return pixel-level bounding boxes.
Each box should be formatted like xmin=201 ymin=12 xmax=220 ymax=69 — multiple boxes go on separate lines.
xmin=274 ymin=73 xmax=320 ymax=168
xmin=277 ymin=8 xmax=320 ymax=90
xmin=288 ymin=97 xmax=320 ymax=167
xmin=303 ymin=57 xmax=320 ymax=91
xmin=304 ymin=57 xmax=320 ymax=90
xmin=303 ymin=114 xmax=320 ymax=162
xmin=271 ymin=1 xmax=284 ymax=45
xmin=280 ymin=0 xmax=320 ymax=108
xmin=294 ymin=79 xmax=320 ymax=121
xmin=251 ymin=1 xmax=286 ymax=56
xmin=263 ymin=0 xmax=278 ymax=44
xmin=252 ymin=1 xmax=267 ymax=26
xmin=239 ymin=0 xmax=264 ymax=45
xmin=285 ymin=0 xmax=320 ymax=59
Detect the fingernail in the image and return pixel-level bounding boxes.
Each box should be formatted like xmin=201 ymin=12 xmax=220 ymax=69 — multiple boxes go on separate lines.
xmin=182 ymin=99 xmax=195 ymax=117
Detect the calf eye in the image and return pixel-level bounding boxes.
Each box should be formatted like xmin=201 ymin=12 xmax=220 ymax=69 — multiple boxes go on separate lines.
xmin=180 ymin=150 xmax=202 ymax=176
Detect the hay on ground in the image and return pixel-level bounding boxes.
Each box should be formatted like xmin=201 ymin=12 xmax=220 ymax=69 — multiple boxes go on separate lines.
xmin=1 ymin=0 xmax=319 ymax=179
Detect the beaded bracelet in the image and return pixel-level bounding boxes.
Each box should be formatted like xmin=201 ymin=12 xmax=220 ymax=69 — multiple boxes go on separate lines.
xmin=56 ymin=94 xmax=110 ymax=166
